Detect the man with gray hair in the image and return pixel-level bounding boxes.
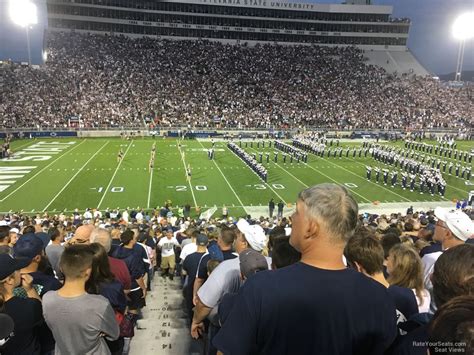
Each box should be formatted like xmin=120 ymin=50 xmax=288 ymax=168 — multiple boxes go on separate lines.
xmin=213 ymin=184 xmax=397 ymax=354
xmin=90 ymin=228 xmax=131 ymax=292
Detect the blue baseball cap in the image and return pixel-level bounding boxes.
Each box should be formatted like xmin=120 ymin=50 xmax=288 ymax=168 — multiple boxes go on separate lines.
xmin=0 ymin=254 xmax=30 ymax=279
xmin=13 ymin=234 xmax=44 ymax=261
xmin=35 ymin=232 xmax=50 ymax=250
xmin=196 ymin=234 xmax=209 ymax=246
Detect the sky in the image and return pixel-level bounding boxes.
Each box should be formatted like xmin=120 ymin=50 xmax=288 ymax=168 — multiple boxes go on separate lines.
xmin=329 ymin=0 xmax=474 ymax=75
xmin=0 ymin=0 xmax=473 ymax=75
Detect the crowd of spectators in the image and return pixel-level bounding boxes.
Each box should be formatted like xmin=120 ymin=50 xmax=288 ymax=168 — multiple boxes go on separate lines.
xmin=0 ymin=183 xmax=473 ymax=354
xmin=1 ymin=32 xmax=472 ymax=131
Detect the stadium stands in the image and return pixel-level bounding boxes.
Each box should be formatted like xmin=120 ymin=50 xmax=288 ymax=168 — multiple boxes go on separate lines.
xmin=0 ymin=32 xmax=472 ymax=131
xmin=1 ymin=12 xmax=473 ymax=354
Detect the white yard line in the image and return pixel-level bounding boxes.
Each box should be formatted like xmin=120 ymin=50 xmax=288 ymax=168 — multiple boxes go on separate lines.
xmin=147 ymin=168 xmax=154 ymax=209
xmin=197 ymin=140 xmax=248 ymax=208
xmin=97 ymin=140 xmax=133 ymax=209
xmin=43 ymin=141 xmax=109 ymax=211
xmin=300 ymin=161 xmax=372 ymax=203
xmin=177 ymin=140 xmax=198 ymax=208
xmin=0 ymin=139 xmax=87 ymax=202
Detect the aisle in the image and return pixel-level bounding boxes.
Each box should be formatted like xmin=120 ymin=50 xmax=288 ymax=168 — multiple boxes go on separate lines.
xmin=129 ymin=275 xmax=203 ymax=355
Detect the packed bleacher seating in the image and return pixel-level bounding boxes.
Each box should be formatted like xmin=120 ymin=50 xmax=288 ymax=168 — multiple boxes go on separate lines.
xmin=0 ymin=32 xmax=472 ymax=131
xmin=0 ymin=184 xmax=473 ymax=354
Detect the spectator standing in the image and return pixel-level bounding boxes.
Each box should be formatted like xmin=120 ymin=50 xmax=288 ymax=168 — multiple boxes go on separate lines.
xmin=421 ymin=208 xmax=473 ymax=308
xmin=86 ymin=243 xmax=127 ymax=355
xmin=111 ymin=230 xmax=146 ymax=314
xmin=193 ymin=226 xmax=238 ymax=299
xmin=7 ymin=229 xmax=18 ymax=250
xmin=184 ymin=204 xmax=191 ymax=219
xmin=191 ymin=220 xmax=269 ymax=354
xmin=218 ymin=248 xmax=269 ymax=326
xmin=90 ymin=228 xmax=131 ymax=293
xmin=45 ymin=227 xmax=65 ymax=280
xmin=13 ymin=234 xmax=62 ymax=297
xmin=270 ymin=235 xmax=301 ymax=269
xmin=213 ymin=184 xmax=397 ymax=354
xmin=387 ymin=244 xmax=431 ymax=313
xmin=268 ymin=199 xmax=275 ymax=218
xmin=344 ymin=228 xmax=418 ymax=331
xmin=158 ymin=227 xmax=180 ymax=280
xmin=136 ymin=232 xmax=154 ymax=291
xmin=182 ymin=234 xmax=208 ymax=322
xmin=277 ymin=200 xmax=284 ymax=218
xmin=13 ymin=233 xmax=60 ymax=353
xmin=390 ymin=244 xmax=474 ymax=354
xmin=0 ymin=226 xmax=10 ymax=253
xmin=42 ymin=245 xmax=119 ymax=354
xmin=0 ymin=254 xmax=43 ymax=355
xmin=180 ymin=228 xmax=199 ymax=262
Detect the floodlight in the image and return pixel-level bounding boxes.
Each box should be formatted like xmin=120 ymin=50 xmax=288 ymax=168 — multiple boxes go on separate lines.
xmin=452 ymin=12 xmax=474 ymax=40
xmin=9 ymin=0 xmax=38 ymax=28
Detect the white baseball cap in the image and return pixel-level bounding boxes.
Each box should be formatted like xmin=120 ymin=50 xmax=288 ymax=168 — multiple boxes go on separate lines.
xmin=9 ymin=228 xmax=19 ymax=234
xmin=434 ymin=207 xmax=474 ymax=242
xmin=236 ymin=219 xmax=267 ymax=252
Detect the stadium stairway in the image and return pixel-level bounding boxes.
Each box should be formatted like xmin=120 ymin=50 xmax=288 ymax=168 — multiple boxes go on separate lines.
xmin=129 ymin=275 xmax=203 ymax=355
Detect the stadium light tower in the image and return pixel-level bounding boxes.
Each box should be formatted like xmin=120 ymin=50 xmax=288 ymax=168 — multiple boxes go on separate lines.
xmin=9 ymin=0 xmax=38 ymax=65
xmin=452 ymin=12 xmax=474 ymax=82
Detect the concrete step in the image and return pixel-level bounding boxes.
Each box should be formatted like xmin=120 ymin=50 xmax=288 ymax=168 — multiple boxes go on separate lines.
xmin=129 ymin=274 xmax=203 ymax=355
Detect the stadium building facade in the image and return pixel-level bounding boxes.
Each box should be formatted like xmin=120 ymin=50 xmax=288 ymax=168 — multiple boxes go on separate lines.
xmin=47 ymin=0 xmax=409 ymax=50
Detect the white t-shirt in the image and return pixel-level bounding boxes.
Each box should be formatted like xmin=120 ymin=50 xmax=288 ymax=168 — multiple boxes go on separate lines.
xmin=180 ymin=242 xmax=197 ymax=261
xmin=158 ymin=237 xmax=180 ymax=257
xmin=198 ymin=255 xmax=272 ymax=309
xmin=422 ymin=251 xmax=443 ymax=290
xmin=137 ymin=242 xmax=152 ymax=268
xmin=413 ymin=289 xmax=431 ymax=313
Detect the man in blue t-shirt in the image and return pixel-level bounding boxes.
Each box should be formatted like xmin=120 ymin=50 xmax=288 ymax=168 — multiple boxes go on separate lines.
xmin=182 ymin=234 xmax=208 ymax=322
xmin=213 ymin=184 xmax=397 ymax=355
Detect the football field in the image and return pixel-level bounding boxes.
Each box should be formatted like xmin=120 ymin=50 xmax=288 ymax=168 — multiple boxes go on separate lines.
xmin=0 ymin=138 xmax=472 ymax=217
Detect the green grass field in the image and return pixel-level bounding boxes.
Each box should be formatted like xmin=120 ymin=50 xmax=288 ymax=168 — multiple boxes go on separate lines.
xmin=0 ymin=137 xmax=472 ymax=217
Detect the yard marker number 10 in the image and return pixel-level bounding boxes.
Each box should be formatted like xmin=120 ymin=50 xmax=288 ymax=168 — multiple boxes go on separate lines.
xmin=91 ymin=187 xmax=124 ymax=193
